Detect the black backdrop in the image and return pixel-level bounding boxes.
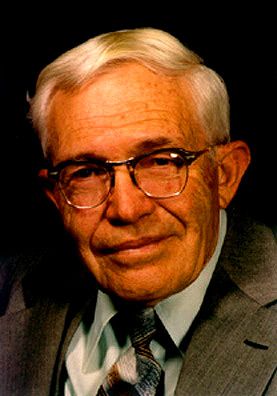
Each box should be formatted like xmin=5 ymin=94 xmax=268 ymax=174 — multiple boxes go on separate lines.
xmin=1 ymin=6 xmax=276 ymax=253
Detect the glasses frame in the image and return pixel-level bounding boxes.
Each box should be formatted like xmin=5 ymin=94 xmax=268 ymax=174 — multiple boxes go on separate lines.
xmin=48 ymin=147 xmax=211 ymax=209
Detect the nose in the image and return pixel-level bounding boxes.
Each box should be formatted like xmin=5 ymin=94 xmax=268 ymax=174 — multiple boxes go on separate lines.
xmin=105 ymin=166 xmax=156 ymax=224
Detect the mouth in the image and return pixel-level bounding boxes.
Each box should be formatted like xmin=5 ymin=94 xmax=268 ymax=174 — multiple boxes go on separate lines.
xmin=95 ymin=236 xmax=170 ymax=262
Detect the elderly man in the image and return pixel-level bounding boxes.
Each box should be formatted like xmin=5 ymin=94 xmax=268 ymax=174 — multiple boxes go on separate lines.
xmin=1 ymin=28 xmax=276 ymax=395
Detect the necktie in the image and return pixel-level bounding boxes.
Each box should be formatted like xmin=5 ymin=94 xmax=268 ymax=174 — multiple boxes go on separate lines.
xmin=97 ymin=307 xmax=164 ymax=395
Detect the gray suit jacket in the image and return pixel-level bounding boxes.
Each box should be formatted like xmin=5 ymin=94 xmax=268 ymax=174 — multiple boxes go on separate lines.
xmin=1 ymin=214 xmax=276 ymax=395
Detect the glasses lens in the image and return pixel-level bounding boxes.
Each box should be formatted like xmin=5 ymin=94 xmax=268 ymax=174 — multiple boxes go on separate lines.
xmin=59 ymin=163 xmax=110 ymax=208
xmin=135 ymin=150 xmax=188 ymax=198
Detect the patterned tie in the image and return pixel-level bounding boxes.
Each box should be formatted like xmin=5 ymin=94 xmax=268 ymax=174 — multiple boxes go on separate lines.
xmin=97 ymin=307 xmax=164 ymax=395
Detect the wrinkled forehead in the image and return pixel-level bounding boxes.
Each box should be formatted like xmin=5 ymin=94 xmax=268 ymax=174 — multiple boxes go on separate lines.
xmin=45 ymin=63 xmax=206 ymax=160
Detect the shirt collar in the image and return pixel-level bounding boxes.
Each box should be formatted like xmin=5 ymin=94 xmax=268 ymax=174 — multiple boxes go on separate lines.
xmin=84 ymin=290 xmax=117 ymax=363
xmin=156 ymin=209 xmax=227 ymax=349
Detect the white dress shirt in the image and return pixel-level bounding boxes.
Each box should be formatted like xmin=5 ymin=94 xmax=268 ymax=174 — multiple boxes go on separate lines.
xmin=65 ymin=210 xmax=227 ymax=395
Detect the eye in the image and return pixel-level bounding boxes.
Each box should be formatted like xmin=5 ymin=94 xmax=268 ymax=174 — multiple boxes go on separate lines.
xmin=152 ymin=157 xmax=172 ymax=166
xmin=140 ymin=152 xmax=185 ymax=169
xmin=61 ymin=163 xmax=108 ymax=186
xmin=72 ymin=166 xmax=99 ymax=179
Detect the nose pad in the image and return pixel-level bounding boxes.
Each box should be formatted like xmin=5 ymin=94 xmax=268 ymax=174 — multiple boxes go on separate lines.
xmin=105 ymin=166 xmax=155 ymax=223
xmin=107 ymin=162 xmax=139 ymax=197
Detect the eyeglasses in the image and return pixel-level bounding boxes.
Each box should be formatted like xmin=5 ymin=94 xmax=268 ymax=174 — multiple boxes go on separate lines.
xmin=48 ymin=147 xmax=211 ymax=209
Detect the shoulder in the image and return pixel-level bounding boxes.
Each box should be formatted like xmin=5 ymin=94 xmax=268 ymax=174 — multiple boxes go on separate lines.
xmin=0 ymin=249 xmax=46 ymax=316
xmin=220 ymin=209 xmax=277 ymax=306
xmin=0 ymin=242 xmax=97 ymax=317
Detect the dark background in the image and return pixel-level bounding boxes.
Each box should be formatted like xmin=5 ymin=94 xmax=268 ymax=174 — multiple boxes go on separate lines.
xmin=1 ymin=5 xmax=276 ymax=253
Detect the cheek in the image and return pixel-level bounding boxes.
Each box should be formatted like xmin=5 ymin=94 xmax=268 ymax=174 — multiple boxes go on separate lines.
xmin=190 ymin=176 xmax=219 ymax=219
xmin=167 ymin=166 xmax=219 ymax=225
xmin=161 ymin=165 xmax=220 ymax=261
xmin=188 ymin=168 xmax=220 ymax=252
xmin=56 ymin=201 xmax=103 ymax=247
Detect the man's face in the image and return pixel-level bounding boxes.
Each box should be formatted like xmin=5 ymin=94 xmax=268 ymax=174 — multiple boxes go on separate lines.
xmin=46 ymin=63 xmax=221 ymax=306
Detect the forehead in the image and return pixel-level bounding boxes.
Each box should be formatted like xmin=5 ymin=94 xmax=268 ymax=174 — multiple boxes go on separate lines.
xmin=47 ymin=62 xmax=205 ymax=161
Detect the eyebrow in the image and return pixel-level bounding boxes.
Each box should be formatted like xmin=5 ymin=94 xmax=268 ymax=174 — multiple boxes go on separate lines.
xmin=64 ymin=136 xmax=176 ymax=164
xmin=130 ymin=137 xmax=175 ymax=153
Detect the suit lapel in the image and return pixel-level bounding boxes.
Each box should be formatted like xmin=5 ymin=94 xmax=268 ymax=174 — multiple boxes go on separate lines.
xmin=52 ymin=295 xmax=97 ymax=395
xmin=175 ymin=267 xmax=277 ymax=395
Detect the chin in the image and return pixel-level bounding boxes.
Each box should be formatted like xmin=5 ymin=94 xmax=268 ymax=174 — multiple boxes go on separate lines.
xmin=98 ymin=275 xmax=167 ymax=306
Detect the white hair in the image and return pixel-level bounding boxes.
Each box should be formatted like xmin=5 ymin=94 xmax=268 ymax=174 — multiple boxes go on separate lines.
xmin=28 ymin=27 xmax=230 ymax=156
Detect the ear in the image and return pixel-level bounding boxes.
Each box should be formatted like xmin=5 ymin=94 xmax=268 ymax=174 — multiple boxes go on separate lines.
xmin=38 ymin=168 xmax=60 ymax=209
xmin=216 ymin=140 xmax=251 ymax=208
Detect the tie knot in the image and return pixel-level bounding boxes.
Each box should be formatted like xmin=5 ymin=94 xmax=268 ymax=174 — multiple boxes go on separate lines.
xmin=128 ymin=307 xmax=157 ymax=349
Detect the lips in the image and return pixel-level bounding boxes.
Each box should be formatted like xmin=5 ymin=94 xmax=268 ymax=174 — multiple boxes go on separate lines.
xmin=96 ymin=236 xmax=169 ymax=255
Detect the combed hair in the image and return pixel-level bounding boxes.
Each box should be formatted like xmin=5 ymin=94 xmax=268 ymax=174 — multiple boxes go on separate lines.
xmin=29 ymin=27 xmax=230 ymax=155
